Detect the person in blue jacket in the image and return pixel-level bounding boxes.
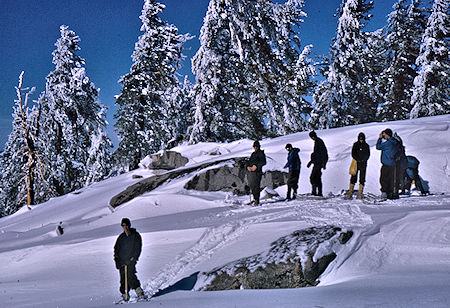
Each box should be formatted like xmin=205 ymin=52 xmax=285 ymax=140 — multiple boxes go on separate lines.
xmin=402 ymin=155 xmax=428 ymax=195
xmin=376 ymin=128 xmax=400 ymax=199
xmin=284 ymin=144 xmax=301 ymax=200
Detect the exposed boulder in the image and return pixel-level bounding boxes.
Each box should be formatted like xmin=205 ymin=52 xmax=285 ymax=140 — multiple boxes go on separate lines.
xmin=184 ymin=158 xmax=288 ymax=195
xmin=110 ymin=158 xmax=244 ymax=208
xmin=145 ymin=150 xmax=189 ymax=170
xmin=195 ymin=226 xmax=351 ymax=291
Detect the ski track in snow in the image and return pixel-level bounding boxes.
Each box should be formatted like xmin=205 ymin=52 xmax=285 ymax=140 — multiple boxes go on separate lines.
xmin=144 ymin=197 xmax=372 ymax=295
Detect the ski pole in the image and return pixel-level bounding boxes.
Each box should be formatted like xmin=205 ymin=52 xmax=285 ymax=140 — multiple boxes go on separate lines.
xmin=125 ymin=264 xmax=128 ymax=298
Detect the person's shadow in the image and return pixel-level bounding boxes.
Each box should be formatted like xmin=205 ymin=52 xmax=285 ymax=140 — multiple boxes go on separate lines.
xmin=151 ymin=272 xmax=199 ymax=298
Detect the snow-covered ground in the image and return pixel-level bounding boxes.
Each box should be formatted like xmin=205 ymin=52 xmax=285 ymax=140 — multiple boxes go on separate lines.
xmin=1 ymin=115 xmax=449 ymax=307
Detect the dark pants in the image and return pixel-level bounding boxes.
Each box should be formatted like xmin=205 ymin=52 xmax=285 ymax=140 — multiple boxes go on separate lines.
xmin=287 ymin=169 xmax=300 ymax=198
xmin=310 ymin=165 xmax=322 ymax=196
xmin=350 ymin=161 xmax=367 ymax=185
xmin=404 ymin=168 xmax=426 ymax=194
xmin=394 ymin=163 xmax=406 ymax=195
xmin=380 ymin=164 xmax=395 ymax=196
xmin=248 ymin=170 xmax=262 ymax=203
xmin=119 ymin=262 xmax=141 ymax=294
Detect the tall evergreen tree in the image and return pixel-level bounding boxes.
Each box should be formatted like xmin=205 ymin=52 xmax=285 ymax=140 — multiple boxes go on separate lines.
xmin=0 ymin=73 xmax=46 ymax=216
xmin=410 ymin=0 xmax=449 ymax=118
xmin=310 ymin=0 xmax=378 ymax=129
xmin=377 ymin=0 xmax=427 ymax=121
xmin=40 ymin=25 xmax=111 ymax=196
xmin=114 ymin=0 xmax=190 ymax=170
xmin=189 ymin=0 xmax=315 ymax=143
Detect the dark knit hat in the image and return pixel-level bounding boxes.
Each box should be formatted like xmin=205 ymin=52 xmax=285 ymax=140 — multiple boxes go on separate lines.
xmin=121 ymin=218 xmax=131 ymax=227
xmin=285 ymin=143 xmax=292 ymax=149
xmin=384 ymin=128 xmax=393 ymax=137
xmin=309 ymin=131 xmax=317 ymax=138
xmin=253 ymin=140 xmax=261 ymax=148
xmin=358 ymin=132 xmax=366 ymax=141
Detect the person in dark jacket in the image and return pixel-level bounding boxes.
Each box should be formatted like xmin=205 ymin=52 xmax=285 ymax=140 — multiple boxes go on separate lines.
xmin=376 ymin=128 xmax=400 ymax=199
xmin=114 ymin=218 xmax=144 ymax=301
xmin=284 ymin=144 xmax=301 ymax=200
xmin=402 ymin=155 xmax=428 ymax=195
xmin=392 ymin=133 xmax=408 ymax=199
xmin=348 ymin=132 xmax=370 ymax=199
xmin=247 ymin=140 xmax=266 ymax=205
xmin=307 ymin=131 xmax=328 ymax=196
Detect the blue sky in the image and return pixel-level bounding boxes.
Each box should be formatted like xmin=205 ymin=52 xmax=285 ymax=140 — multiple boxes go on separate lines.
xmin=0 ymin=0 xmax=396 ymax=148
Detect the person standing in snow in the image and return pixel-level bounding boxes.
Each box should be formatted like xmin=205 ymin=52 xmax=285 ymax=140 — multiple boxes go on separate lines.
xmin=347 ymin=132 xmax=370 ymax=199
xmin=246 ymin=140 xmax=266 ymax=205
xmin=284 ymin=144 xmax=301 ymax=200
xmin=392 ymin=133 xmax=408 ymax=199
xmin=307 ymin=131 xmax=328 ymax=197
xmin=114 ymin=218 xmax=145 ymax=301
xmin=376 ymin=129 xmax=400 ymax=199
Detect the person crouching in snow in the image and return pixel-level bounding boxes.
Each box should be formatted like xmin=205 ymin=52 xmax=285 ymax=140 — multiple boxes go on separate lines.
xmin=246 ymin=140 xmax=266 ymax=205
xmin=114 ymin=218 xmax=145 ymax=301
xmin=284 ymin=144 xmax=301 ymax=200
xmin=347 ymin=132 xmax=370 ymax=199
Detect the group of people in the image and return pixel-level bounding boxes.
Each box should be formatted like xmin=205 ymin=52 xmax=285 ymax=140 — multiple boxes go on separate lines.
xmin=375 ymin=128 xmax=428 ymax=199
xmin=246 ymin=131 xmax=329 ymax=205
xmin=114 ymin=129 xmax=428 ymax=301
xmin=245 ymin=129 xmax=427 ymax=204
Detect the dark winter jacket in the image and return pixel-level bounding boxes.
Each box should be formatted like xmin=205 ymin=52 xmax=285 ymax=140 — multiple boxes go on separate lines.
xmin=391 ymin=134 xmax=408 ymax=170
xmin=248 ymin=149 xmax=266 ymax=172
xmin=376 ymin=137 xmax=399 ymax=166
xmin=284 ymin=148 xmax=301 ymax=172
xmin=114 ymin=228 xmax=142 ymax=268
xmin=310 ymin=137 xmax=328 ymax=168
xmin=352 ymin=138 xmax=370 ymax=163
xmin=406 ymin=155 xmax=420 ymax=169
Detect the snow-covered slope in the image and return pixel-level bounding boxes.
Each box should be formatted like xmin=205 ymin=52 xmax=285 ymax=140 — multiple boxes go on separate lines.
xmin=0 ymin=115 xmax=449 ymax=308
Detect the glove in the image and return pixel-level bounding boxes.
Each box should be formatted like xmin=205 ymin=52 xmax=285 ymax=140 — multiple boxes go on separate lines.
xmin=115 ymin=261 xmax=120 ymax=269
xmin=307 ymin=161 xmax=312 ymax=168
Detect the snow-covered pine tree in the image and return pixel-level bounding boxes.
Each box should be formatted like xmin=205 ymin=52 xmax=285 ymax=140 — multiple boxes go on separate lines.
xmin=310 ymin=0 xmax=378 ymax=129
xmin=114 ymin=0 xmax=190 ymax=170
xmin=0 ymin=73 xmax=46 ymax=216
xmin=410 ymin=0 xmax=449 ymax=118
xmin=188 ymin=0 xmax=259 ymax=143
xmin=377 ymin=0 xmax=427 ymax=121
xmin=40 ymin=25 xmax=112 ymax=196
xmin=189 ymin=0 xmax=315 ymax=143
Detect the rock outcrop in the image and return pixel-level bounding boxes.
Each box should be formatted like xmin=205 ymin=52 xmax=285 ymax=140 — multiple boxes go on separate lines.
xmin=184 ymin=158 xmax=288 ymax=195
xmin=111 ymin=157 xmax=289 ymax=207
xmin=195 ymin=226 xmax=353 ymax=291
xmin=146 ymin=150 xmax=189 ymax=170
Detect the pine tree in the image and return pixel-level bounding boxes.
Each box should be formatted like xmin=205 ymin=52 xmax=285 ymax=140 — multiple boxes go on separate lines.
xmin=114 ymin=0 xmax=190 ymax=170
xmin=377 ymin=0 xmax=427 ymax=121
xmin=310 ymin=0 xmax=378 ymax=129
xmin=410 ymin=0 xmax=450 ymax=118
xmin=189 ymin=0 xmax=315 ymax=143
xmin=0 ymin=73 xmax=46 ymax=216
xmin=40 ymin=25 xmax=111 ymax=196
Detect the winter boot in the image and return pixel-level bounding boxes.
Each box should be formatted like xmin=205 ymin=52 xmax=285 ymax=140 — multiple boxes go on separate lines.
xmin=286 ymin=187 xmax=292 ymax=200
xmin=317 ymin=183 xmax=323 ymax=197
xmin=293 ymin=189 xmax=297 ymax=199
xmin=311 ymin=185 xmax=317 ymax=196
xmin=136 ymin=287 xmax=147 ymax=300
xmin=347 ymin=183 xmax=355 ymax=199
xmin=122 ymin=293 xmax=130 ymax=302
xmin=381 ymin=192 xmax=388 ymax=200
xmin=356 ymin=184 xmax=364 ymax=199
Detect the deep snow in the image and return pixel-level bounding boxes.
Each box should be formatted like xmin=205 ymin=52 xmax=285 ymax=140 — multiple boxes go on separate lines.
xmin=0 ymin=115 xmax=449 ymax=307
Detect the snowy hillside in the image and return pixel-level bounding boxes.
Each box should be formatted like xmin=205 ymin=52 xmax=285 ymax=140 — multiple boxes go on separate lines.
xmin=0 ymin=115 xmax=449 ymax=308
